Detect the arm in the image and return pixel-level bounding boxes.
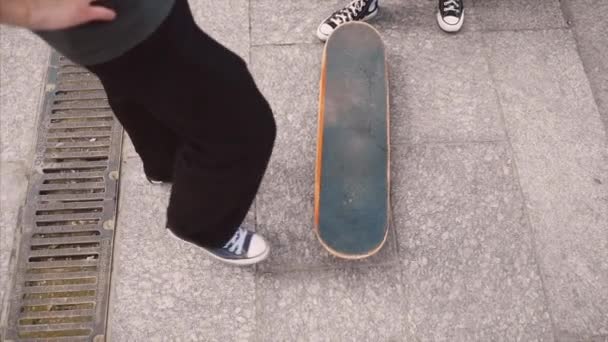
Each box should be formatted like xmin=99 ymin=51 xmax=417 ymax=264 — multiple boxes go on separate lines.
xmin=0 ymin=0 xmax=29 ymax=27
xmin=0 ymin=0 xmax=116 ymax=30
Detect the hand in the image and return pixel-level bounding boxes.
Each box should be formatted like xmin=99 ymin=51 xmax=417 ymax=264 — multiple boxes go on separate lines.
xmin=0 ymin=0 xmax=116 ymax=30
xmin=29 ymin=0 xmax=117 ymax=30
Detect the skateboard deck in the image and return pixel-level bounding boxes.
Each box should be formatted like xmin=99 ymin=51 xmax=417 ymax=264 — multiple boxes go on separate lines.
xmin=314 ymin=22 xmax=390 ymax=259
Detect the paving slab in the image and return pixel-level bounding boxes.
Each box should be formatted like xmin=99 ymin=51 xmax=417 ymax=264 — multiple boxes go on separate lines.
xmin=122 ymin=134 xmax=137 ymax=158
xmin=256 ymin=266 xmax=410 ymax=341
xmin=472 ymin=0 xmax=566 ymax=31
xmin=189 ymin=0 xmax=250 ymax=62
xmin=109 ymin=158 xmax=256 ymax=341
xmin=485 ymin=29 xmax=608 ymax=339
xmin=251 ymin=0 xmax=345 ymax=45
xmin=0 ymin=27 xmax=48 ymax=163
xmin=382 ymin=30 xmax=504 ymax=144
xmin=0 ymin=161 xmax=28 ymax=314
xmin=561 ymin=0 xmax=608 ymax=138
xmin=392 ymin=142 xmax=553 ymax=341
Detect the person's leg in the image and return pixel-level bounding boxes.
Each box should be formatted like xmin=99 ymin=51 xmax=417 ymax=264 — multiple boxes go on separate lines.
xmin=88 ymin=0 xmax=275 ymax=263
xmin=437 ymin=0 xmax=464 ymax=32
xmin=102 ymin=90 xmax=178 ymax=183
xmin=316 ymin=0 xmax=379 ymax=41
xmin=167 ymin=92 xmax=275 ymax=248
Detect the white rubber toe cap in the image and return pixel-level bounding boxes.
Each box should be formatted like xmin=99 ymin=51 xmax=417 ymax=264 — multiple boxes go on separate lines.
xmin=317 ymin=23 xmax=334 ymax=41
xmin=436 ymin=10 xmax=464 ymax=32
xmin=443 ymin=16 xmax=460 ymax=25
xmin=246 ymin=233 xmax=269 ymax=259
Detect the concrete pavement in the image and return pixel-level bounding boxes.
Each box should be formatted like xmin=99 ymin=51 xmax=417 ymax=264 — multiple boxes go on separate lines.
xmin=1 ymin=0 xmax=607 ymax=340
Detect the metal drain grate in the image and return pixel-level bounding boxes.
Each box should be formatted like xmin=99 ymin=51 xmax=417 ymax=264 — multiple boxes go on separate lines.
xmin=4 ymin=53 xmax=122 ymax=341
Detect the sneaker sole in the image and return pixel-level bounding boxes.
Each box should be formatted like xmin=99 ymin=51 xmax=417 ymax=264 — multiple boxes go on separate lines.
xmin=436 ymin=10 xmax=464 ymax=33
xmin=167 ymin=229 xmax=270 ymax=266
xmin=316 ymin=9 xmax=379 ymax=41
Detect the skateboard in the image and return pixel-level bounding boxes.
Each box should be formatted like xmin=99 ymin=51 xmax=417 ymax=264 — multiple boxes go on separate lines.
xmin=314 ymin=22 xmax=390 ymax=259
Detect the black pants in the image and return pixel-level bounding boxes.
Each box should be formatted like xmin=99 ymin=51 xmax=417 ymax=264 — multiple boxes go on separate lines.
xmin=88 ymin=0 xmax=276 ymax=248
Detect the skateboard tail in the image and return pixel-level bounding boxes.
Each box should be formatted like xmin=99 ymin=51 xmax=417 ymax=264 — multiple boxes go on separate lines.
xmin=315 ymin=223 xmax=390 ymax=260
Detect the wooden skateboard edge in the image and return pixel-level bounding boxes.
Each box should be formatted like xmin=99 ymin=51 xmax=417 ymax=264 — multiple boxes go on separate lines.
xmin=313 ymin=31 xmax=328 ymax=232
xmin=314 ymin=21 xmax=391 ymax=260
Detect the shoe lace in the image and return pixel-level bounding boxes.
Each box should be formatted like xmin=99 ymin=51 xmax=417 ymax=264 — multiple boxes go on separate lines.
xmin=330 ymin=0 xmax=367 ymax=26
xmin=223 ymin=227 xmax=247 ymax=255
xmin=442 ymin=0 xmax=462 ymax=14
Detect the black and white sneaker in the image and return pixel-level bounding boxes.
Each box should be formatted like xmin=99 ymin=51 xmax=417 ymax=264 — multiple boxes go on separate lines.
xmin=437 ymin=0 xmax=464 ymax=32
xmin=317 ymin=0 xmax=379 ymax=41
xmin=168 ymin=226 xmax=270 ymax=266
